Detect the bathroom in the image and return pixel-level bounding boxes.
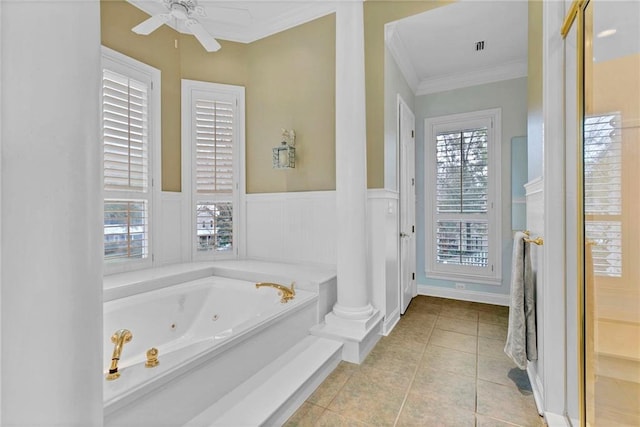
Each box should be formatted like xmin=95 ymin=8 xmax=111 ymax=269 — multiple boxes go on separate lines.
xmin=1 ymin=0 xmax=638 ymax=426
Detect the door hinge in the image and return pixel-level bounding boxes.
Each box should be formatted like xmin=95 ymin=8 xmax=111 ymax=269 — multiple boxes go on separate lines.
xmin=412 ymin=272 xmax=415 ymax=280
xmin=491 ymin=264 xmax=494 ymax=272
xmin=411 ymin=178 xmax=415 ymax=186
xmin=411 ymin=130 xmax=415 ymax=138
xmin=412 ymin=225 xmax=415 ymax=233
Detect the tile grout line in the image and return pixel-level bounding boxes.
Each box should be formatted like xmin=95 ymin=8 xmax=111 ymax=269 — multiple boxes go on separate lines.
xmin=391 ymin=308 xmax=436 ymax=427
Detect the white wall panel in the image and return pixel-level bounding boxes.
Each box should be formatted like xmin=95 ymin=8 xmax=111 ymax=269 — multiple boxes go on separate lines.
xmin=525 ymin=177 xmax=545 ymax=415
xmin=157 ymin=192 xmax=184 ymax=266
xmin=367 ymin=190 xmax=400 ymax=334
xmin=245 ymin=192 xmax=336 ymax=265
xmin=244 ymin=190 xmax=400 ymax=332
xmin=246 ymin=196 xmax=287 ymax=261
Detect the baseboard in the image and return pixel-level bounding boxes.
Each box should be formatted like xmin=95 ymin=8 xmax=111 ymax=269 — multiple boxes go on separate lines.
xmin=544 ymin=412 xmax=570 ymax=427
xmin=418 ymin=284 xmax=510 ymax=306
xmin=383 ymin=308 xmax=400 ymax=336
xmin=527 ymin=363 xmax=545 ymax=416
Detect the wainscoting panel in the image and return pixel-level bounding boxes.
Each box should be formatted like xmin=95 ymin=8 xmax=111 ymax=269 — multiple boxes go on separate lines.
xmin=245 ymin=192 xmax=337 ymax=266
xmin=524 ymin=177 xmax=545 ymax=414
xmin=245 ymin=190 xmax=402 ymax=333
xmin=367 ymin=190 xmax=400 ymax=335
xmin=157 ymin=192 xmax=184 ymax=266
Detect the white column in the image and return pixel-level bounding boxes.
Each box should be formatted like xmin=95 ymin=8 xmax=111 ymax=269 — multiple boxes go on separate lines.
xmin=332 ymin=0 xmax=374 ymax=322
xmin=311 ymin=0 xmax=382 ymax=363
xmin=1 ymin=1 xmax=103 ymax=425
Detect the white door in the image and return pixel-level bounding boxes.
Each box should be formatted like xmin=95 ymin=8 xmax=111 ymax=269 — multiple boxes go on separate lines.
xmin=399 ymin=96 xmax=416 ymax=314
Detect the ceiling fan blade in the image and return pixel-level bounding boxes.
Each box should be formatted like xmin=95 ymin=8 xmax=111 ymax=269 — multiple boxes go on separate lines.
xmin=132 ymin=13 xmax=171 ymax=35
xmin=186 ymin=19 xmax=221 ymax=52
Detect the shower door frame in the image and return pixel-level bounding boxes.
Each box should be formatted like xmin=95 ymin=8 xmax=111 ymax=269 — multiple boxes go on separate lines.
xmin=560 ymin=0 xmax=590 ymax=427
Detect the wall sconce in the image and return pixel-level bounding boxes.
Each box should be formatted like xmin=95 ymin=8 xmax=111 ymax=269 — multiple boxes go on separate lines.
xmin=273 ymin=129 xmax=296 ymax=169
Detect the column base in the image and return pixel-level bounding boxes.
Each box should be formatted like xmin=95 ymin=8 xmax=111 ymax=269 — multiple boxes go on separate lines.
xmin=310 ymin=310 xmax=383 ymax=364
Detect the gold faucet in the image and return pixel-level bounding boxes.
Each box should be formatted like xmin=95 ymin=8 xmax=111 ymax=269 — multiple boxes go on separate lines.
xmin=106 ymin=329 xmax=133 ymax=381
xmin=255 ymin=282 xmax=295 ymax=303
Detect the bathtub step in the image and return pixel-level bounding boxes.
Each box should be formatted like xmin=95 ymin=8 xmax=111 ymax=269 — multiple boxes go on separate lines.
xmin=184 ymin=335 xmax=343 ymax=427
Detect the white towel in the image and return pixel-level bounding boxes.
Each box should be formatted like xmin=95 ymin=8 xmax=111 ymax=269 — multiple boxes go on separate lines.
xmin=504 ymin=231 xmax=537 ymax=369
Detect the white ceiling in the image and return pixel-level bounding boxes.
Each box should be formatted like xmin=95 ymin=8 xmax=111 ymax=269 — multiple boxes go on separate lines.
xmin=128 ymin=0 xmax=337 ymax=43
xmin=386 ymin=1 xmax=529 ymax=95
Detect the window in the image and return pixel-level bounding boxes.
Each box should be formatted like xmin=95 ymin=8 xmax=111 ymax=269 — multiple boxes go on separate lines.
xmin=584 ymin=113 xmax=622 ymax=277
xmin=102 ymin=47 xmax=160 ymax=272
xmin=182 ymin=80 xmax=244 ymax=260
xmin=425 ymin=109 xmax=502 ymax=284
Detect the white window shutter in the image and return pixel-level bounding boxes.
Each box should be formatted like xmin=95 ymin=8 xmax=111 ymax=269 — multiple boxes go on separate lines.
xmin=103 ymin=70 xmax=149 ymax=193
xmin=195 ymin=99 xmax=234 ymax=194
xmin=435 ymin=127 xmax=489 ymax=268
xmin=102 ymin=67 xmax=151 ymax=263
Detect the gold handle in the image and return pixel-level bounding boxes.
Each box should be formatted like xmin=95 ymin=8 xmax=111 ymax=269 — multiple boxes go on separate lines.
xmin=524 ymin=236 xmax=544 ymax=246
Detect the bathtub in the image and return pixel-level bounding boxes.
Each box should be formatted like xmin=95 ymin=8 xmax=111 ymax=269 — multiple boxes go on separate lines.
xmin=103 ymin=275 xmax=317 ymax=426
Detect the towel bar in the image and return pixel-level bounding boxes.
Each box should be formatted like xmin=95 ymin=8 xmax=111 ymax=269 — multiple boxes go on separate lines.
xmin=521 ymin=230 xmax=544 ymax=245
xmin=524 ymin=236 xmax=544 ymax=245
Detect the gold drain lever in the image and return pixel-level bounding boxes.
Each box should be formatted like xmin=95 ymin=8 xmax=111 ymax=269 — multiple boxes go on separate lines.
xmin=145 ymin=347 xmax=159 ymax=368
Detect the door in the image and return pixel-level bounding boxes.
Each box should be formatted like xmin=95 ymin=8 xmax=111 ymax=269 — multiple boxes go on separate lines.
xmin=580 ymin=1 xmax=640 ymax=425
xmin=399 ymin=96 xmax=416 ymax=314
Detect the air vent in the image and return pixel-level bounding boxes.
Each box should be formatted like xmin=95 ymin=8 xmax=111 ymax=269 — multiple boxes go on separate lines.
xmin=475 ymin=41 xmax=485 ymax=51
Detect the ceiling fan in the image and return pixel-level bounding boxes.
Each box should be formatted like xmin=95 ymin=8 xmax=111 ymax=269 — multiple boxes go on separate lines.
xmin=132 ymin=0 xmax=221 ymax=52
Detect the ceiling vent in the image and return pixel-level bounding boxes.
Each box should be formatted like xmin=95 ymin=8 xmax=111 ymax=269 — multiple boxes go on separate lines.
xmin=475 ymin=41 xmax=485 ymax=51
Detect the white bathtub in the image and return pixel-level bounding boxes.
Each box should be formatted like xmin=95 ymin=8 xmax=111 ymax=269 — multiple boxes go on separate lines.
xmin=103 ymin=275 xmax=317 ymax=426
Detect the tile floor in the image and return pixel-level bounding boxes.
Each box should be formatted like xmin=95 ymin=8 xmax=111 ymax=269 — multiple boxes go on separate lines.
xmin=285 ymin=295 xmax=546 ymax=427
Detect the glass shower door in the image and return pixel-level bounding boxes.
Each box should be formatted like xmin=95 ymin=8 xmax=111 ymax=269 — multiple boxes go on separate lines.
xmin=582 ymin=1 xmax=640 ymax=425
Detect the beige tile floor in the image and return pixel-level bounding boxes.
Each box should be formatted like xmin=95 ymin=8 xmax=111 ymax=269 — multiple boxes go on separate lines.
xmin=285 ymin=296 xmax=546 ymax=427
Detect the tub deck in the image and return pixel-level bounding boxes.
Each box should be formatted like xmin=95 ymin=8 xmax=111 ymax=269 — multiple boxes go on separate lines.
xmin=103 ymin=260 xmax=337 ymax=427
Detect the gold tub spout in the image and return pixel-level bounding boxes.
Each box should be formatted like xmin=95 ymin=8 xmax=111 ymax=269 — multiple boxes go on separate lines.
xmin=255 ymin=282 xmax=295 ymax=303
xmin=106 ymin=329 xmax=133 ymax=381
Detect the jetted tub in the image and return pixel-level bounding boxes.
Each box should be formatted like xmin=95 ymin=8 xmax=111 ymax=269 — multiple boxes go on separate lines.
xmin=103 ymin=275 xmax=317 ymax=427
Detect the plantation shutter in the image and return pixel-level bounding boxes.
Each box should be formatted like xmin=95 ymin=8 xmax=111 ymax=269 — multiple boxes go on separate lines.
xmin=102 ymin=67 xmax=151 ymax=262
xmin=103 ymin=69 xmax=149 ymax=192
xmin=192 ymin=95 xmax=235 ymax=254
xmin=195 ymin=99 xmax=234 ymax=194
xmin=584 ymin=114 xmax=622 ymax=277
xmin=435 ymin=128 xmax=489 ymax=267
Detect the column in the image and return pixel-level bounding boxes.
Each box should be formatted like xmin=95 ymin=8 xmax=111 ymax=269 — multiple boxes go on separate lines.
xmin=332 ymin=0 xmax=373 ymax=321
xmin=1 ymin=1 xmax=103 ymax=424
xmin=312 ymin=0 xmax=381 ymax=363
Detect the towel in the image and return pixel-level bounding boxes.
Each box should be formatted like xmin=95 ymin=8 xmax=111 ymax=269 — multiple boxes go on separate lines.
xmin=504 ymin=231 xmax=537 ymax=369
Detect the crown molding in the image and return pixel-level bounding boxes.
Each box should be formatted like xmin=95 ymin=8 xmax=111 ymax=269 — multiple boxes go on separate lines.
xmin=416 ymin=59 xmax=528 ymax=96
xmin=384 ymin=23 xmax=420 ymax=93
xmin=246 ymin=2 xmax=337 ymax=44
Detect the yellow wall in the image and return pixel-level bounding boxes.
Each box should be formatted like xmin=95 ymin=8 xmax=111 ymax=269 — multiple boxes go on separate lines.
xmin=102 ymin=1 xmax=466 ymax=192
xmin=363 ymin=0 xmax=452 ymax=188
xmin=527 ymin=0 xmax=543 ymax=180
xmin=101 ymin=1 xmax=335 ymax=193
xmin=246 ymin=15 xmax=336 ymax=193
